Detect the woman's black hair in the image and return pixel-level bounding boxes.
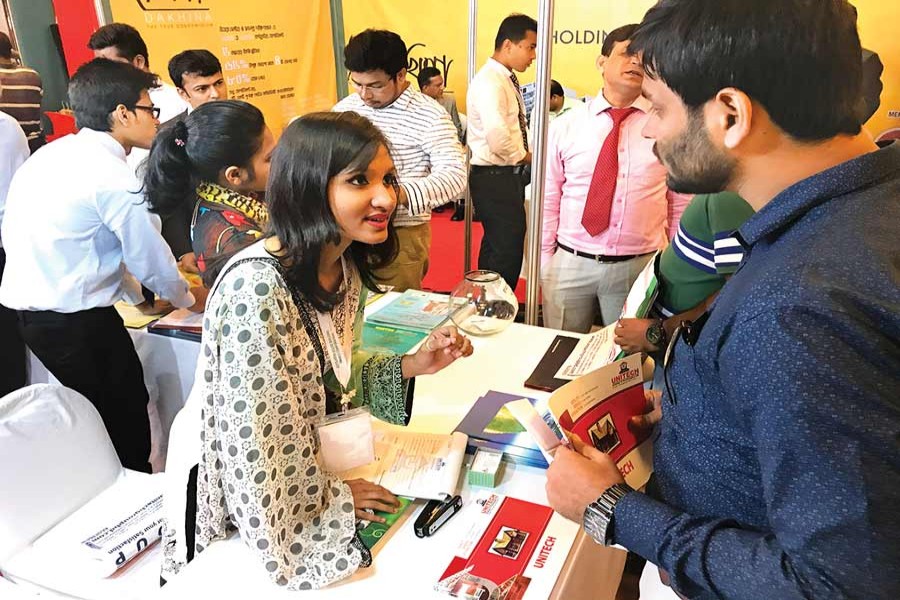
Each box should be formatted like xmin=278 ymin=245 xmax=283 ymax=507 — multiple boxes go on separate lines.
xmin=143 ymin=99 xmax=265 ymax=216
xmin=266 ymin=111 xmax=399 ymax=313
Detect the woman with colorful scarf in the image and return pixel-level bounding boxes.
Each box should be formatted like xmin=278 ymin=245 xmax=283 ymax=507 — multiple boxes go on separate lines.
xmin=144 ymin=99 xmax=275 ymax=286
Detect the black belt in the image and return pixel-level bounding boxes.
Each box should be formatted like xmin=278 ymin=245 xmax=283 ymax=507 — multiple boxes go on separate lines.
xmin=470 ymin=164 xmax=529 ymax=177
xmin=556 ymin=242 xmax=645 ymax=263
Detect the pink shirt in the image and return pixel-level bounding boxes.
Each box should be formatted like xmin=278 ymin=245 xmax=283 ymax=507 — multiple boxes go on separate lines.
xmin=541 ymin=93 xmax=690 ymax=268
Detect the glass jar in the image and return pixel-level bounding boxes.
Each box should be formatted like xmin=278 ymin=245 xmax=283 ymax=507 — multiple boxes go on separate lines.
xmin=448 ymin=270 xmax=518 ymax=336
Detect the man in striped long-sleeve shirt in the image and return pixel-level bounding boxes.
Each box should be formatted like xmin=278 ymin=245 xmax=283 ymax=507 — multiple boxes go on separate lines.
xmin=0 ymin=33 xmax=43 ymax=153
xmin=334 ymin=29 xmax=466 ymax=292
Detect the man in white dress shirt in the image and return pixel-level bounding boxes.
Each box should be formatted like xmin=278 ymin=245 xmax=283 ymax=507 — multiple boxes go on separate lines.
xmin=467 ymin=14 xmax=537 ymax=291
xmin=88 ymin=23 xmax=188 ymax=173
xmin=334 ymin=29 xmax=466 ymax=291
xmin=0 ymin=83 xmax=29 ymax=397
xmin=0 ymin=59 xmax=205 ymax=472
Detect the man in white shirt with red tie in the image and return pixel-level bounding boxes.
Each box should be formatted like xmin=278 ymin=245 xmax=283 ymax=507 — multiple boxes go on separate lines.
xmin=467 ymin=14 xmax=537 ymax=291
xmin=541 ymin=24 xmax=689 ymax=332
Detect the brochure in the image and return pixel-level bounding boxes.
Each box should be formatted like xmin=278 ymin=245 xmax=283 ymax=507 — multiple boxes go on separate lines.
xmin=435 ymin=491 xmax=578 ymax=600
xmin=366 ymin=289 xmax=451 ymax=332
xmin=517 ymin=354 xmax=653 ymax=489
xmin=453 ymin=391 xmax=549 ymax=469
xmin=361 ymin=321 xmax=428 ymax=355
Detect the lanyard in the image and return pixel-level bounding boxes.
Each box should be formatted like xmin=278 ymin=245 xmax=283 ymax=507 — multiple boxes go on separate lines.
xmin=315 ymin=258 xmax=354 ymax=410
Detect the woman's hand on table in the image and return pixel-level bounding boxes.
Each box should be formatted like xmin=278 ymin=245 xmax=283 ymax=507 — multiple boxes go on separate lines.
xmin=401 ymin=325 xmax=474 ymax=378
xmin=345 ymin=479 xmax=400 ymax=523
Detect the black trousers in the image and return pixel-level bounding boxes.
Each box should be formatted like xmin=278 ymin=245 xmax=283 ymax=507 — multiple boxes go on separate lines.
xmin=18 ymin=306 xmax=152 ymax=473
xmin=469 ymin=166 xmax=529 ymax=290
xmin=0 ymin=248 xmax=27 ymax=397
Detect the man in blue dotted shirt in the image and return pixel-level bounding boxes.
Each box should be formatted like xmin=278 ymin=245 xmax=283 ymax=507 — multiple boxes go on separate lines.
xmin=545 ymin=1 xmax=900 ymax=599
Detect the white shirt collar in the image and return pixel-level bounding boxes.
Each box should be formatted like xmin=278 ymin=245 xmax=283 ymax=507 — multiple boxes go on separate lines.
xmin=590 ymin=91 xmax=651 ymax=116
xmin=486 ymin=57 xmax=513 ymax=78
xmin=77 ymin=128 xmax=128 ymax=162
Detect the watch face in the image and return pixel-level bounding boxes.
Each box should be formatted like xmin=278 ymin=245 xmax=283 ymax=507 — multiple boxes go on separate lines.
xmin=646 ymin=323 xmax=663 ymax=346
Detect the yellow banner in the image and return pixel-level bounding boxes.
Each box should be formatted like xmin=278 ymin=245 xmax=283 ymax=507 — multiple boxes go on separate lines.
xmin=343 ymin=0 xmax=896 ymax=136
xmin=342 ymin=0 xmax=655 ymax=113
xmin=108 ymin=0 xmax=337 ymax=135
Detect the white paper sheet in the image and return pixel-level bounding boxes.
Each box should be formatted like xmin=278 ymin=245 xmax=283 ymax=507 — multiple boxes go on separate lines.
xmin=554 ymin=324 xmax=618 ymax=380
xmin=341 ymin=429 xmax=468 ymax=500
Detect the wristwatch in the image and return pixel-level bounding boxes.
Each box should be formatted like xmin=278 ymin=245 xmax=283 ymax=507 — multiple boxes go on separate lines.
xmin=645 ymin=319 xmax=667 ymax=347
xmin=583 ymin=483 xmax=634 ymax=546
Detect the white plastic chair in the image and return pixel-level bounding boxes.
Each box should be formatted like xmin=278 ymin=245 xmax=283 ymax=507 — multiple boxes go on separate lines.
xmin=0 ymin=384 xmax=162 ymax=599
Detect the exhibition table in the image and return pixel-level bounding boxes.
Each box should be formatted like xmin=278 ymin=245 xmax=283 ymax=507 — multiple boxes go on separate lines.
xmin=27 ymin=295 xmax=627 ymax=598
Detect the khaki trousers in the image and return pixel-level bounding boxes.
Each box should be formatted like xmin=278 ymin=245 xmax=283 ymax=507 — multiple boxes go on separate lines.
xmin=373 ymin=222 xmax=431 ymax=292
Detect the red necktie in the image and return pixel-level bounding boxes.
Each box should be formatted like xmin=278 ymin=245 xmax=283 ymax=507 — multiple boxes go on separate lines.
xmin=581 ymin=107 xmax=638 ymax=236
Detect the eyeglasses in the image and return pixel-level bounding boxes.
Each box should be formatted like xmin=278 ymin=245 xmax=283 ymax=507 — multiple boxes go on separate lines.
xmin=133 ymin=104 xmax=160 ymax=119
xmin=348 ymin=75 xmax=393 ymax=93
xmin=662 ymin=313 xmax=709 ymax=406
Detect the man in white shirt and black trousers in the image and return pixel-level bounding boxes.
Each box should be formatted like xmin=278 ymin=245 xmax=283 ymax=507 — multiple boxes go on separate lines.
xmin=0 ymin=59 xmax=206 ymax=472
xmin=467 ymin=14 xmax=538 ymax=291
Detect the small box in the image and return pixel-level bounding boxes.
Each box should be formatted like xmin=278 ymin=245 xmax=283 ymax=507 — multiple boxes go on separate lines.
xmin=468 ymin=447 xmax=504 ymax=488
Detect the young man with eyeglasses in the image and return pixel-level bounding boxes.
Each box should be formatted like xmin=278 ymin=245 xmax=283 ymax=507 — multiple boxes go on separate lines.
xmin=334 ymin=29 xmax=466 ymax=292
xmin=0 ymin=58 xmax=206 ymax=473
xmin=545 ymin=1 xmax=900 ymax=599
xmin=88 ymin=22 xmax=189 ymax=177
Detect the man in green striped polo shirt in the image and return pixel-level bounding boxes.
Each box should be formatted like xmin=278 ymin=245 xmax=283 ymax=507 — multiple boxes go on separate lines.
xmin=614 ymin=191 xmax=754 ymax=354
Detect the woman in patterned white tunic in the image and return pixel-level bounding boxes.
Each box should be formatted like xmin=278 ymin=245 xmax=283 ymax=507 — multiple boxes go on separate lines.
xmin=161 ymin=112 xmax=473 ymax=589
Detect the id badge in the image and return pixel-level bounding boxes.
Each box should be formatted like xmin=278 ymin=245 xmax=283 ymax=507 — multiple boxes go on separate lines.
xmin=317 ymin=406 xmax=375 ymax=472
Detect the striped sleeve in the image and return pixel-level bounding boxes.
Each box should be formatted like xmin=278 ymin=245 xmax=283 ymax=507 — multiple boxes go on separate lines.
xmin=671 ymin=223 xmax=717 ymax=275
xmin=707 ymin=192 xmax=755 ymax=275
xmin=713 ymin=231 xmax=745 ymax=274
xmin=399 ymin=99 xmax=466 ymax=216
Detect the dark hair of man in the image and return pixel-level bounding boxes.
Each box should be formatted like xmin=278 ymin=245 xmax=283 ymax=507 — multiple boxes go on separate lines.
xmin=601 ymin=24 xmax=639 ymax=57
xmin=88 ymin=23 xmax=150 ymax=67
xmin=417 ymin=66 xmax=441 ymax=90
xmin=143 ymin=100 xmax=265 ymax=220
xmin=344 ymin=29 xmax=408 ymax=78
xmin=68 ymin=58 xmax=158 ymax=131
xmin=493 ymin=14 xmax=538 ymax=51
xmin=266 ymin=111 xmax=399 ymax=313
xmin=549 ymin=80 xmax=563 ymax=97
xmin=630 ymin=0 xmax=862 ymax=141
xmin=0 ymin=32 xmax=12 ymax=60
xmin=168 ymin=49 xmax=222 ymax=89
